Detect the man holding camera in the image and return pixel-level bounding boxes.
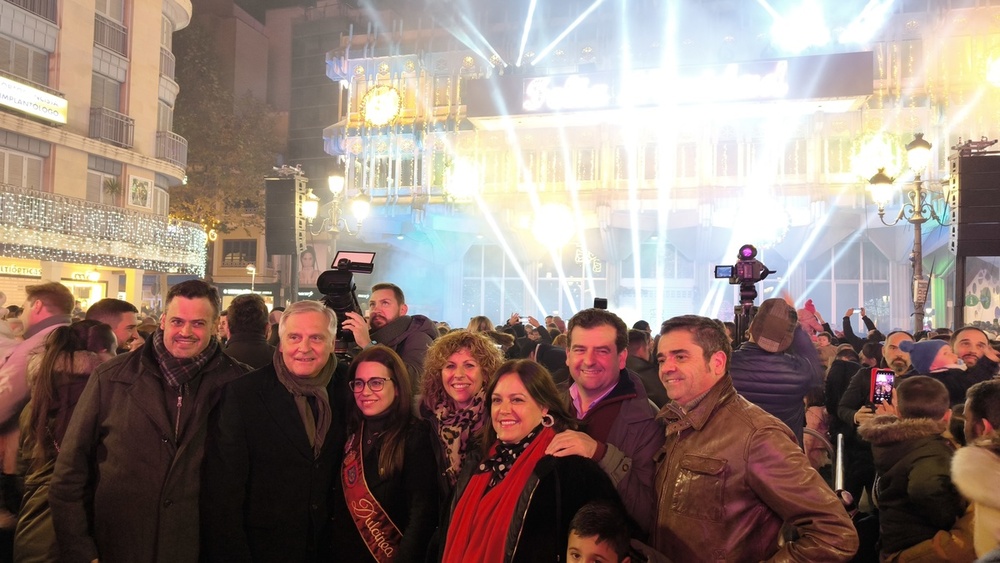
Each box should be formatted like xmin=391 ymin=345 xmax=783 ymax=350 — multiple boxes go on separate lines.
xmin=341 ymin=282 xmax=436 ymax=392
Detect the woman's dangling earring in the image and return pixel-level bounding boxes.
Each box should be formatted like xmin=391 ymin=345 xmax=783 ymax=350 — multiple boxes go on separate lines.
xmin=541 ymin=413 xmax=555 ymax=428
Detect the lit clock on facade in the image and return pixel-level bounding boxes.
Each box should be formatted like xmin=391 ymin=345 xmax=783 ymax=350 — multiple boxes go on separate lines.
xmin=361 ymin=85 xmax=402 ymax=126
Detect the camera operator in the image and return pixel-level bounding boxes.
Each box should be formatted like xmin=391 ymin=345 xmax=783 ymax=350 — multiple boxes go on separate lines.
xmin=729 ymin=295 xmax=825 ymax=447
xmin=340 ymin=282 xmax=437 ymax=393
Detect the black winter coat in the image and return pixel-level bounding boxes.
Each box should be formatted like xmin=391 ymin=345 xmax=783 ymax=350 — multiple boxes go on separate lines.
xmin=330 ymin=417 xmax=440 ymax=563
xmin=201 ymin=359 xmax=349 ymax=562
xmin=444 ymin=449 xmax=623 ymax=563
xmin=857 ymin=415 xmax=965 ymax=554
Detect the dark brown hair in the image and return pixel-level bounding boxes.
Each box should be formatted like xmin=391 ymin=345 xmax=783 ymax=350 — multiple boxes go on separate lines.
xmin=479 ymin=359 xmax=576 ymax=454
xmin=346 ymin=345 xmax=413 ymax=477
xmin=567 ymin=309 xmax=628 ymax=352
xmin=26 ymin=320 xmax=114 ymax=467
xmin=166 ymin=279 xmax=221 ymax=318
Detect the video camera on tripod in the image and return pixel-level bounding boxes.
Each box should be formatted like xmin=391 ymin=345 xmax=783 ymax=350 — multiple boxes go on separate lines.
xmin=714 ymin=244 xmax=777 ymax=345
xmin=316 ymin=250 xmax=375 ymax=359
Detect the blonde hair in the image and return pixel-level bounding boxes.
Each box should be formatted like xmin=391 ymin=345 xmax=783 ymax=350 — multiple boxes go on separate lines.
xmin=466 ymin=315 xmax=494 ymax=333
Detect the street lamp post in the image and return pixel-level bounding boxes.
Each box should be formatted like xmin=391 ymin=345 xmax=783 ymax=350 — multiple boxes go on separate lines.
xmin=868 ymin=133 xmax=941 ymax=334
xmin=246 ymin=263 xmax=257 ymax=293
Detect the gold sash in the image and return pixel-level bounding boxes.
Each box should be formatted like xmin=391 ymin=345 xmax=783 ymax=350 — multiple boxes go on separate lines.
xmin=342 ymin=423 xmax=403 ymax=562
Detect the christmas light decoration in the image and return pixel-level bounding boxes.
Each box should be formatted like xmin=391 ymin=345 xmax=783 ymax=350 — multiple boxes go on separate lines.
xmin=0 ymin=185 xmax=207 ymax=276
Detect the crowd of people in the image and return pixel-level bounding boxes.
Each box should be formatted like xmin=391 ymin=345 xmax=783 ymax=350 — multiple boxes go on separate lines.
xmin=0 ymin=281 xmax=998 ymax=562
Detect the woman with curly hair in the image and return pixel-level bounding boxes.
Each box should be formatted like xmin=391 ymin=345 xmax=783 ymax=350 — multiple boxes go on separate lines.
xmin=420 ymin=330 xmax=503 ymax=497
xmin=15 ymin=320 xmax=116 ymax=561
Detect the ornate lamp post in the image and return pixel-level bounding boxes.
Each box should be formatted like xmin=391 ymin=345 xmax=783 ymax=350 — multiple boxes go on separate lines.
xmin=868 ymin=133 xmax=942 ymax=333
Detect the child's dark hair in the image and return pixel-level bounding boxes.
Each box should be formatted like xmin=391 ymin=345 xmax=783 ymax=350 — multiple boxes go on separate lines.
xmin=896 ymin=375 xmax=950 ymax=420
xmin=569 ymin=501 xmax=630 ymax=561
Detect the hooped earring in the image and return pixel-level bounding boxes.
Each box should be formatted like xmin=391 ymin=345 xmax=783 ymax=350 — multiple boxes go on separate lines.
xmin=541 ymin=413 xmax=555 ymax=428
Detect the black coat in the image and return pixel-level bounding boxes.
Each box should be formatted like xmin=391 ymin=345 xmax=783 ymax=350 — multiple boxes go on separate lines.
xmin=857 ymin=416 xmax=964 ymax=554
xmin=201 ymin=359 xmax=349 ymax=562
xmin=444 ymin=449 xmax=623 ymax=563
xmin=330 ymin=418 xmax=440 ymax=562
xmin=223 ymin=332 xmax=275 ymax=370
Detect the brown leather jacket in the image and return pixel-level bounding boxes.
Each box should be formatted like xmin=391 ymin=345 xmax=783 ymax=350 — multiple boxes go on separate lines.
xmin=652 ymin=375 xmax=858 ymax=562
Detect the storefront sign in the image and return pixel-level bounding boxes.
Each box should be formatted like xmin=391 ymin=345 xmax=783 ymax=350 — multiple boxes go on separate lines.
xmin=222 ymin=288 xmax=274 ymax=297
xmin=522 ymin=61 xmax=789 ymax=113
xmin=0 ymin=263 xmax=42 ymax=278
xmin=0 ymin=75 xmax=68 ymax=124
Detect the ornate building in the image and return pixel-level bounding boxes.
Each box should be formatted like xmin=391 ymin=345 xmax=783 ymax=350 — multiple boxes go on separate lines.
xmin=306 ymin=0 xmax=1000 ymax=330
xmin=0 ymin=0 xmax=200 ymax=309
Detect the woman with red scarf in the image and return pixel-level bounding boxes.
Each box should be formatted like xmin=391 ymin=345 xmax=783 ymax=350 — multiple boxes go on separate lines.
xmin=441 ymin=359 xmax=623 ymax=563
xmin=331 ymin=345 xmax=439 ymax=562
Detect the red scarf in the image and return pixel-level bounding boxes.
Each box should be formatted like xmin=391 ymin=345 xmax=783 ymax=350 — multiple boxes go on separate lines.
xmin=442 ymin=427 xmax=555 ymax=563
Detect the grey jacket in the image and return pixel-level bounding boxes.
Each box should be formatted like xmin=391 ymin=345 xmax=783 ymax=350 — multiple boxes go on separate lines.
xmin=49 ymin=339 xmax=248 ymax=563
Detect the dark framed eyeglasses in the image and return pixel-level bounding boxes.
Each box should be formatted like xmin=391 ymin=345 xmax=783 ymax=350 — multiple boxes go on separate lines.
xmin=349 ymin=377 xmax=393 ymax=393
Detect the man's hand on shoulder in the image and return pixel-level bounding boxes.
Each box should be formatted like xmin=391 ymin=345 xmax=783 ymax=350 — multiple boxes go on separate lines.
xmin=545 ymin=430 xmax=598 ymax=459
xmin=342 ymin=311 xmax=371 ymax=348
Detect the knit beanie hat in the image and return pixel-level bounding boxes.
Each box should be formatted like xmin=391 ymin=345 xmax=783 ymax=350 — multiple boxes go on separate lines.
xmin=899 ymin=339 xmax=948 ymax=374
xmin=749 ymin=298 xmax=797 ymax=353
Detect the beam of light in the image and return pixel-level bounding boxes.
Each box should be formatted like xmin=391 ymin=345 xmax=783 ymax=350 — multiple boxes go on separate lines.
xmin=768 ymin=0 xmax=830 ymax=54
xmin=472 ymin=191 xmax=547 ymax=313
xmin=531 ymin=0 xmax=606 ymax=67
xmin=839 ymin=0 xmax=894 ymax=45
xmin=654 ymin=0 xmax=681 ymax=325
xmin=799 ymin=228 xmax=866 ymax=301
xmin=515 ymin=0 xmax=539 ymax=67
xmin=755 ymin=0 xmax=780 ymax=19
xmin=459 ymin=14 xmax=508 ymax=67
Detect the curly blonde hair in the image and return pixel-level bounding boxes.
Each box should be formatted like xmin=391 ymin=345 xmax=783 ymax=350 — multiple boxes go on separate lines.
xmin=421 ymin=330 xmax=504 ymax=411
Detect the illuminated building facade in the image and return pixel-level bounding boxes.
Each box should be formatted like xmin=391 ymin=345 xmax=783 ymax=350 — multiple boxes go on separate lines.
xmin=0 ymin=0 xmax=200 ymax=309
xmin=310 ymin=0 xmax=1000 ymax=331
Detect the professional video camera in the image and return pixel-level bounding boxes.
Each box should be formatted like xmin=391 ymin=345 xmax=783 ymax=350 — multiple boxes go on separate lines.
xmin=316 ymin=250 xmax=375 ymax=358
xmin=714 ymin=244 xmax=777 ymax=345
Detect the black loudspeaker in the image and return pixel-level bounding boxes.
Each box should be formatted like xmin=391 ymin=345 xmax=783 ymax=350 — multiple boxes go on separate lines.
xmin=949 ymin=153 xmax=1000 ymax=257
xmin=265 ymin=177 xmax=307 ymax=256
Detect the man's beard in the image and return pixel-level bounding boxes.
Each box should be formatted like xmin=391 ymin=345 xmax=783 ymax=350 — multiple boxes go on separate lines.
xmin=370 ymin=314 xmax=388 ymax=329
xmin=890 ymin=358 xmax=909 ymax=373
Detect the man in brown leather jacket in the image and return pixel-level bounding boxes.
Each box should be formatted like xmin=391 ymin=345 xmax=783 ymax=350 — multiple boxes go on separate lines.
xmin=652 ymin=315 xmax=858 ymax=562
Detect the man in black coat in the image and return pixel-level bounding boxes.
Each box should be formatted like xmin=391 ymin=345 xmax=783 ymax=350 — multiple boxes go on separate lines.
xmin=837 ymin=330 xmax=914 ymax=504
xmin=202 ymin=300 xmax=348 ymax=562
xmin=223 ymin=293 xmax=275 ymax=369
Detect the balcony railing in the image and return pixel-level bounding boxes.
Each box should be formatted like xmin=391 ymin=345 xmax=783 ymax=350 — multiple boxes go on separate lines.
xmin=89 ymin=107 xmax=134 ymax=148
xmin=94 ymin=14 xmax=128 ymax=57
xmin=4 ymin=0 xmax=57 ymax=23
xmin=160 ymin=47 xmax=176 ymax=80
xmin=0 ymin=183 xmax=207 ymax=275
xmin=156 ymin=130 xmax=188 ymax=168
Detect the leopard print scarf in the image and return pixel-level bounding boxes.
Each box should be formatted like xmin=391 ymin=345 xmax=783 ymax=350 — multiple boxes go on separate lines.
xmin=433 ymin=391 xmax=486 ymax=486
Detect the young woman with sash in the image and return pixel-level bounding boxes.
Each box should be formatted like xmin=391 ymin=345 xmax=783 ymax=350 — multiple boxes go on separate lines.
xmin=441 ymin=359 xmax=624 ymax=563
xmin=332 ymin=345 xmax=439 ymax=562
xmin=419 ymin=330 xmax=503 ymax=498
